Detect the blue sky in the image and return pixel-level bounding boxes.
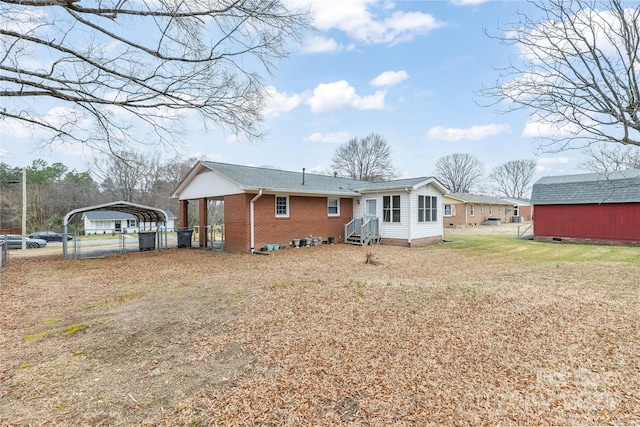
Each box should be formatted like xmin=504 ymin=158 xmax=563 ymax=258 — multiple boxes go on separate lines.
xmin=1 ymin=0 xmax=585 ymax=183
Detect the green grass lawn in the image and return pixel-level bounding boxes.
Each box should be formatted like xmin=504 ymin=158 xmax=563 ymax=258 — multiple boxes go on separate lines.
xmin=442 ymin=233 xmax=640 ymax=264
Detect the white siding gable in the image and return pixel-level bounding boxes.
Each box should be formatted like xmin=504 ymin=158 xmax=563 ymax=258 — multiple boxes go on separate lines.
xmin=178 ymin=170 xmax=243 ymax=200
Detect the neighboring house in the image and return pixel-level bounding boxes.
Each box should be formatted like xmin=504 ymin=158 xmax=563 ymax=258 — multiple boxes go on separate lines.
xmin=442 ymin=193 xmax=517 ymax=227
xmin=83 ymin=209 xmax=177 ymax=234
xmin=531 ymin=169 xmax=640 ymax=243
xmin=171 ymin=161 xmax=448 ymax=253
xmin=500 ymin=197 xmax=534 ymax=222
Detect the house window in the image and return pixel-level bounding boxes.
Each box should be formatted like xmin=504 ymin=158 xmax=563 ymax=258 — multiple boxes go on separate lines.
xmin=275 ymin=196 xmax=289 ymax=217
xmin=443 ymin=204 xmax=452 ymax=217
xmin=489 ymin=205 xmax=493 ymax=216
xmin=127 ymin=219 xmax=137 ymax=228
xmin=328 ymin=198 xmax=340 ymax=216
xmin=513 ymin=205 xmax=519 ymax=216
xmin=418 ymin=196 xmax=438 ymax=222
xmin=383 ymin=195 xmax=401 ymax=223
xmin=470 ymin=204 xmax=475 ymax=216
xmin=498 ymin=206 xmax=502 ymax=213
xmin=481 ymin=205 xmax=484 ymax=214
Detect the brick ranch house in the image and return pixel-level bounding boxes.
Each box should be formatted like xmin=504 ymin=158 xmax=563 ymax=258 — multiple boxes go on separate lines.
xmin=171 ymin=161 xmax=448 ymax=253
xmin=531 ymin=169 xmax=640 ymax=244
xmin=442 ymin=193 xmax=526 ymax=228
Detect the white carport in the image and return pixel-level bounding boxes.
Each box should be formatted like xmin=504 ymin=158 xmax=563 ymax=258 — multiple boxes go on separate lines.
xmin=63 ymin=201 xmax=169 ymax=259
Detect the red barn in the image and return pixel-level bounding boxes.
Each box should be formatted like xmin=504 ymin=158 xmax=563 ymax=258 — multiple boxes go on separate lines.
xmin=531 ymin=170 xmax=640 ymax=244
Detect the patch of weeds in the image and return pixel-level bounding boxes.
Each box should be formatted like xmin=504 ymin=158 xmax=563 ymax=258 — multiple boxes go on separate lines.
xmin=386 ymin=280 xmax=392 ymax=286
xmin=357 ymin=288 xmax=365 ymax=297
xmin=24 ymin=322 xmax=94 ymax=341
xmin=19 ymin=363 xmax=32 ymax=369
xmin=64 ymin=323 xmax=90 ymax=335
xmin=85 ymin=292 xmax=141 ymax=313
xmin=266 ymin=280 xmax=296 ymax=290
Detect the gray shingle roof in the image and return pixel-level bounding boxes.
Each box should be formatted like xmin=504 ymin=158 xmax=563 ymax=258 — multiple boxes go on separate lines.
xmin=201 ymin=161 xmax=443 ymax=195
xmin=447 ymin=193 xmax=511 ymax=205
xmin=531 ymin=169 xmax=640 ymax=205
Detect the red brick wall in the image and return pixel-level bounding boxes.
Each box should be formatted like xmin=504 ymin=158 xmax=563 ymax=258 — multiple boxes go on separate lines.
xmin=224 ymin=194 xmax=250 ymax=253
xmin=224 ymin=193 xmax=353 ymax=253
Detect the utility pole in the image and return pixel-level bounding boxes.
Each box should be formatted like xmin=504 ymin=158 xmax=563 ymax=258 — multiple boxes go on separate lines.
xmin=22 ymin=169 xmax=26 ymax=250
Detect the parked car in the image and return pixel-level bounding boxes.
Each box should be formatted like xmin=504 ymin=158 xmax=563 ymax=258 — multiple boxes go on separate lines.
xmin=0 ymin=234 xmax=48 ymax=249
xmin=27 ymin=231 xmax=73 ymax=242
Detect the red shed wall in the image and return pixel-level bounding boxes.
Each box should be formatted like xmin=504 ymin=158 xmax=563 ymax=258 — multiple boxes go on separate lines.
xmin=534 ymin=203 xmax=640 ymax=242
xmin=224 ymin=193 xmax=353 ymax=252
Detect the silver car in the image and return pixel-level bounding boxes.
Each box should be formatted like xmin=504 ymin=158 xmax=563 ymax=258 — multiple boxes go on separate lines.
xmin=0 ymin=234 xmax=48 ymax=249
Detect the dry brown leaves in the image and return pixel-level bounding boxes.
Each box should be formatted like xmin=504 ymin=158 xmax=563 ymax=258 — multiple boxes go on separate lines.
xmin=0 ymin=243 xmax=639 ymax=426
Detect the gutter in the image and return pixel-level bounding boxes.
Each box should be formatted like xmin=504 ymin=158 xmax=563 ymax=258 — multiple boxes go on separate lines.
xmin=250 ymin=190 xmax=263 ymax=253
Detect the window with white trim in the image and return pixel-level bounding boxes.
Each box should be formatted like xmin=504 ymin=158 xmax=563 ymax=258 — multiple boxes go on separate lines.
xmin=489 ymin=205 xmax=493 ymax=215
xmin=328 ymin=198 xmax=340 ymax=216
xmin=443 ymin=204 xmax=452 ymax=216
xmin=418 ymin=196 xmax=438 ymax=222
xmin=275 ymin=196 xmax=289 ymax=217
xmin=498 ymin=205 xmax=502 ymax=213
xmin=127 ymin=219 xmax=137 ymax=228
xmin=470 ymin=204 xmax=475 ymax=216
xmin=383 ymin=195 xmax=401 ymax=223
xmin=481 ymin=204 xmax=484 ymax=214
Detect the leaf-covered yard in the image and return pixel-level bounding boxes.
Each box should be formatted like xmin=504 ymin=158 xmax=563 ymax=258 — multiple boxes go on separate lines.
xmin=1 ymin=234 xmax=639 ymax=425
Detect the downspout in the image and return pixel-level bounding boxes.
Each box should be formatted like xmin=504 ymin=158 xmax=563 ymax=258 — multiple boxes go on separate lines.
xmin=405 ymin=188 xmax=412 ymax=247
xmin=250 ymin=190 xmax=263 ymax=253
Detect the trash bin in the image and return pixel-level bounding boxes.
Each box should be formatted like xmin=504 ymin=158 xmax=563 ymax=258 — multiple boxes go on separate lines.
xmin=177 ymin=229 xmax=193 ymax=248
xmin=139 ymin=231 xmax=156 ymax=251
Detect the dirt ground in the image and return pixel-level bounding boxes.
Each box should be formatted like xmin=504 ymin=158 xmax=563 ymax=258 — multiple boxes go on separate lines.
xmin=1 ymin=228 xmax=639 ymax=426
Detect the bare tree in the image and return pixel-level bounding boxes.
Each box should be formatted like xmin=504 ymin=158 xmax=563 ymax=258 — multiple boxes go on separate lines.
xmin=434 ymin=153 xmax=485 ymax=193
xmin=0 ymin=0 xmax=310 ymax=152
xmin=91 ymin=151 xmax=159 ymax=202
xmin=331 ymin=133 xmax=398 ymax=182
xmin=489 ymin=159 xmax=537 ymax=198
xmin=482 ymin=0 xmax=640 ymax=151
xmin=582 ymin=144 xmax=640 ymax=172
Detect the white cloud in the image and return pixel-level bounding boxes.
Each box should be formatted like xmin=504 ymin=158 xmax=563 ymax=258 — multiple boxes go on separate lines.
xmin=300 ymin=35 xmax=355 ymax=53
xmin=300 ymin=35 xmax=339 ymax=53
xmin=450 ymin=0 xmax=488 ymax=5
xmin=263 ymin=86 xmax=303 ymax=116
xmin=306 ymin=80 xmax=386 ymax=113
xmin=536 ymin=156 xmax=571 ymax=172
xmin=305 ymin=131 xmax=350 ymax=144
xmin=521 ymin=115 xmax=584 ymax=138
xmin=298 ymin=0 xmax=444 ymax=45
xmin=370 ymin=70 xmax=409 ymax=87
xmin=518 ymin=9 xmax=630 ymax=64
xmin=426 ymin=123 xmax=511 ymax=141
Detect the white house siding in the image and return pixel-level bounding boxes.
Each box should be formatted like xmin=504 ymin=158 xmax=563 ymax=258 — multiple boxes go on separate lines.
xmin=378 ymin=192 xmax=410 ymax=241
xmin=178 ymin=170 xmax=243 ymax=200
xmin=410 ymin=185 xmax=443 ymax=241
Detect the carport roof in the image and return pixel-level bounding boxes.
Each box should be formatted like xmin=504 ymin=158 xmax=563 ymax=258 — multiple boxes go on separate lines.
xmin=64 ymin=201 xmax=169 ymax=225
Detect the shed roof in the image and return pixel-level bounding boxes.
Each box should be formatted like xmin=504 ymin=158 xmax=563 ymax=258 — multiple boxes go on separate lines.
xmin=172 ymin=161 xmax=447 ymax=198
xmin=531 ymin=169 xmax=640 ymax=205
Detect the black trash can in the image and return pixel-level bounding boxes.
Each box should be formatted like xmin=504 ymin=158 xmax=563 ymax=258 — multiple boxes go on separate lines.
xmin=177 ymin=229 xmax=193 ymax=248
xmin=139 ymin=231 xmax=156 ymax=251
